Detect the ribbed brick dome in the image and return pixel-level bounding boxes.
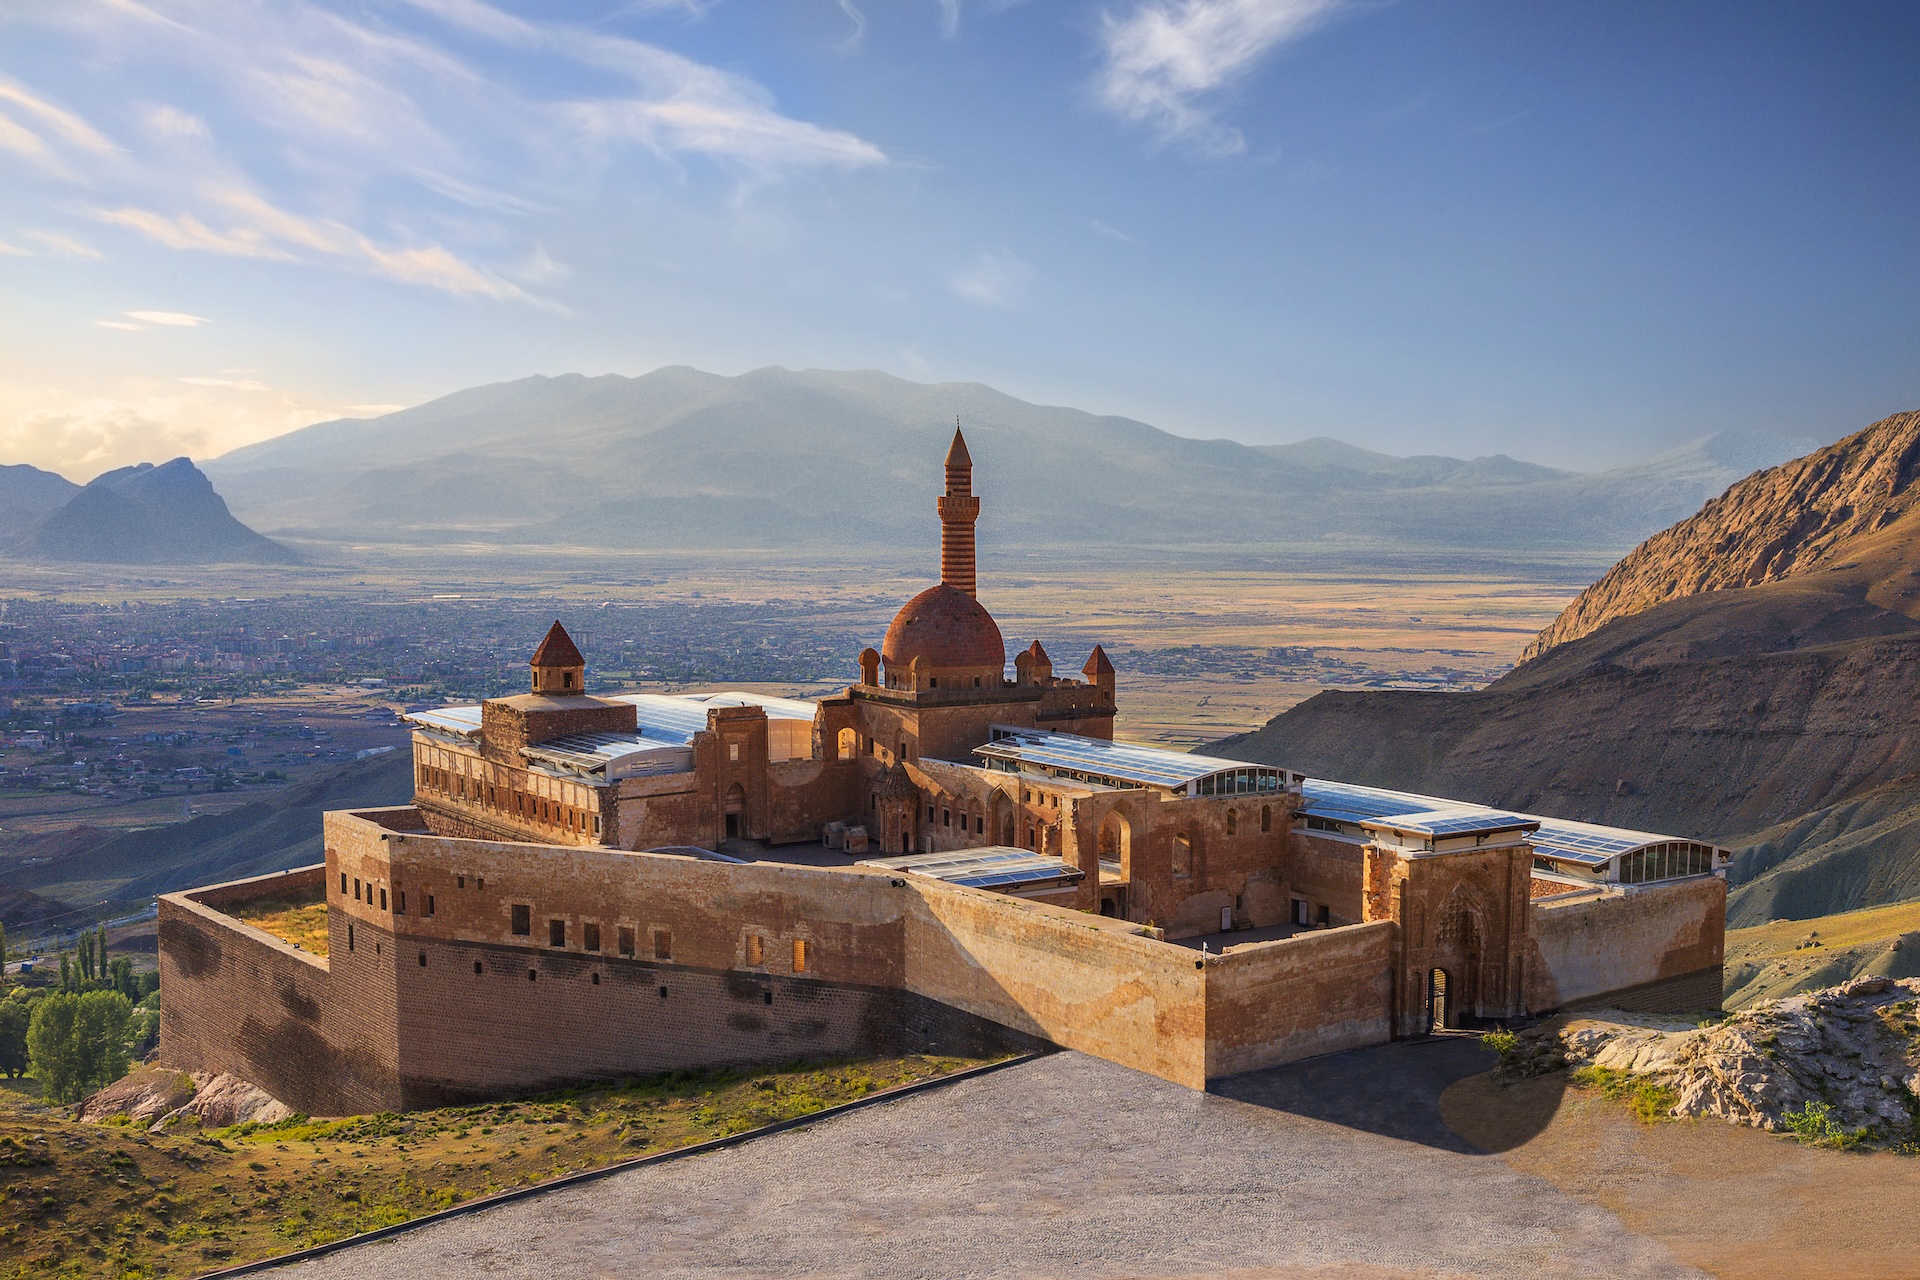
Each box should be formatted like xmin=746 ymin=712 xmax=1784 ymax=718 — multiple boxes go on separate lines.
xmin=882 ymin=584 xmax=1005 ymax=673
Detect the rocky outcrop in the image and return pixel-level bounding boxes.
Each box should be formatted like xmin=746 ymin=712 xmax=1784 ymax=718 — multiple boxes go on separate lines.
xmin=1523 ymin=411 xmax=1920 ymax=661
xmin=1505 ymin=976 xmax=1920 ymax=1147
xmin=74 ymin=1066 xmax=294 ymax=1130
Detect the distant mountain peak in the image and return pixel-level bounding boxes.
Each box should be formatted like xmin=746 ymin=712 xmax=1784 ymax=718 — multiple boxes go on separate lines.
xmin=1520 ymin=410 xmax=1920 ymax=662
xmin=13 ymin=456 xmax=299 ymax=565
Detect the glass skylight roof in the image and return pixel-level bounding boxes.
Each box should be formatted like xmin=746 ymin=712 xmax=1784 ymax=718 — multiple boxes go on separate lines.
xmin=1299 ymin=778 xmax=1725 ymax=869
xmin=860 ymin=847 xmax=1085 ymax=891
xmin=1363 ymin=809 xmax=1538 ymax=837
xmin=404 ymin=705 xmax=482 ymax=737
xmin=976 ymin=729 xmax=1298 ymax=794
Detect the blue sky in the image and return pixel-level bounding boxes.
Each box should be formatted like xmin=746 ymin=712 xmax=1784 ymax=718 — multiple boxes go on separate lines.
xmin=2 ymin=0 xmax=1918 ymax=479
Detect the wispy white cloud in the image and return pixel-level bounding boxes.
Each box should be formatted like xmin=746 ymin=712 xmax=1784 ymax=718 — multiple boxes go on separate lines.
xmin=936 ymin=0 xmax=962 ymax=38
xmin=834 ymin=0 xmax=867 ymax=50
xmin=126 ymin=310 xmax=208 ymax=326
xmin=95 ymin=319 xmax=146 ymax=330
xmin=0 ymin=77 xmax=117 ymax=154
xmin=950 ymin=247 xmax=1033 ymax=307
xmin=0 ymin=235 xmax=29 ymax=256
xmin=0 ymin=0 xmax=886 ymax=303
xmin=1096 ymin=0 xmax=1347 ymax=155
xmin=96 ymin=186 xmax=529 ymax=299
xmin=345 ymin=403 xmax=409 ymax=415
xmin=23 ymin=228 xmax=103 ymax=259
xmin=1091 ymin=218 xmax=1133 ymax=242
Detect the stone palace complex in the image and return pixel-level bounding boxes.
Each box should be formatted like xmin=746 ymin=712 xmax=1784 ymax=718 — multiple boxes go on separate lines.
xmin=160 ymin=431 xmax=1728 ymax=1113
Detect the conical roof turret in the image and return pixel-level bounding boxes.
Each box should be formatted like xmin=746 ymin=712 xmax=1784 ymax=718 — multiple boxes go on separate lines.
xmin=945 ymin=425 xmax=972 ymax=469
xmin=531 ymin=621 xmax=584 ymax=668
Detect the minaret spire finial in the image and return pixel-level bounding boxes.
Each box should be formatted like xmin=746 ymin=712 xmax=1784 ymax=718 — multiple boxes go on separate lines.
xmin=938 ymin=421 xmax=980 ymax=596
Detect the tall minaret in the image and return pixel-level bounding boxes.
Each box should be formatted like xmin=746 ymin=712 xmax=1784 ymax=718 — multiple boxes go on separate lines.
xmin=938 ymin=421 xmax=981 ymax=597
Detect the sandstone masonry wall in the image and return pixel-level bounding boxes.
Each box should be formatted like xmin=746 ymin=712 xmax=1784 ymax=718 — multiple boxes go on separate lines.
xmin=1203 ymin=922 xmax=1395 ymax=1078
xmin=1527 ymin=875 xmax=1726 ymax=1012
xmin=159 ymin=868 xmax=401 ymax=1116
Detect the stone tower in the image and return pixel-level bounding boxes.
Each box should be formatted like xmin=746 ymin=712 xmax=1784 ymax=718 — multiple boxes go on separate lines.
xmin=938 ymin=425 xmax=981 ymax=598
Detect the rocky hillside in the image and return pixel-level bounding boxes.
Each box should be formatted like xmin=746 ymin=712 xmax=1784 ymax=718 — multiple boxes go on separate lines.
xmin=0 ymin=463 xmax=80 ymax=540
xmin=1221 ymin=409 xmax=1920 ymax=922
xmin=1501 ymin=976 xmax=1920 ymax=1150
xmin=14 ymin=457 xmax=297 ymax=564
xmin=1523 ymin=410 xmax=1920 ymax=661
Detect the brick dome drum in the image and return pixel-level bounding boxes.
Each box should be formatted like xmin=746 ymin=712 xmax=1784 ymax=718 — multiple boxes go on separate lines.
xmin=882 ymin=584 xmax=1005 ymax=674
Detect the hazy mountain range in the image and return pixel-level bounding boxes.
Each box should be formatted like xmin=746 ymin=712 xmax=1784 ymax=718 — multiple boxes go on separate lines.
xmin=2 ymin=458 xmax=296 ymax=565
xmin=203 ymin=367 xmax=1814 ymax=556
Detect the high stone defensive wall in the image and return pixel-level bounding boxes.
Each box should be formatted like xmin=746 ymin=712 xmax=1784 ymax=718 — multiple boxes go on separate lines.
xmin=160 ymin=807 xmax=1727 ymax=1114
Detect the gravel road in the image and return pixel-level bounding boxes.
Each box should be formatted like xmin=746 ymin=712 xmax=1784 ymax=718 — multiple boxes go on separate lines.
xmin=266 ymin=1042 xmax=1706 ymax=1280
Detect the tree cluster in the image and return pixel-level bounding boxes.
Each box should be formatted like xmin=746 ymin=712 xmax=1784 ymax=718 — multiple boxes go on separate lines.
xmin=0 ymin=920 xmax=159 ymax=1100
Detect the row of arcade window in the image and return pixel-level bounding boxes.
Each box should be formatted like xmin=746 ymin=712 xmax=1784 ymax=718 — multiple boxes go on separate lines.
xmin=418 ymin=762 xmax=602 ymax=836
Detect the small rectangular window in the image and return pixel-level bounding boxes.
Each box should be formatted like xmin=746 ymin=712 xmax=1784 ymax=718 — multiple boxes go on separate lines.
xmin=458 ymin=875 xmax=465 ymax=889
xmin=379 ymin=887 xmax=387 ymax=910
xmin=511 ymin=904 xmax=531 ymax=935
xmin=653 ymin=929 xmax=670 ymax=960
xmin=792 ymin=938 xmax=808 ymax=973
xmin=549 ymin=918 xmax=566 ymax=948
xmin=426 ymin=894 xmax=436 ymax=917
xmin=619 ymin=926 xmax=635 ymax=957
xmin=746 ymin=934 xmax=763 ymax=966
xmin=396 ymin=890 xmax=406 ymax=914
xmin=584 ymin=923 xmax=601 ymax=952
xmin=347 ymin=923 xmax=355 ymax=951
xmin=728 ymin=742 xmax=740 ymax=762
xmin=353 ymin=878 xmax=361 ymax=901
xmin=340 ymin=871 xmax=347 ymax=895
xmin=477 ymin=877 xmax=484 ymax=890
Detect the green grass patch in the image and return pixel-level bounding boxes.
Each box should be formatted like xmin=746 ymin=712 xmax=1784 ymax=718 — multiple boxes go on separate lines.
xmin=1569 ymin=1065 xmax=1679 ymax=1123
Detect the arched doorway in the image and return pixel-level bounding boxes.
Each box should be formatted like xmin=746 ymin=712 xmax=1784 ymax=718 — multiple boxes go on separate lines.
xmin=1432 ymin=886 xmax=1487 ymax=1025
xmin=990 ymin=791 xmax=1015 ymax=845
xmin=723 ymin=782 xmax=745 ymax=841
xmin=1098 ymin=812 xmax=1131 ymax=870
xmin=1429 ymin=968 xmax=1451 ymax=1032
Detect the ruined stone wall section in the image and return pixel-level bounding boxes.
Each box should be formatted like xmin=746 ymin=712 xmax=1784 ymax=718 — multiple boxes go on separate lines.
xmin=1202 ymin=922 xmax=1395 ymax=1078
xmin=1528 ymin=875 xmax=1726 ymax=1012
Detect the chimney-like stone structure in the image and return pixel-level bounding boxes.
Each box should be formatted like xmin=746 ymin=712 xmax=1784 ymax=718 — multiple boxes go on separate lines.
xmin=938 ymin=425 xmax=981 ymax=597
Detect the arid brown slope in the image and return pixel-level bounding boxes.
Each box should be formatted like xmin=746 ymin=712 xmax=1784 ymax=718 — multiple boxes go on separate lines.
xmin=1523 ymin=410 xmax=1920 ymax=661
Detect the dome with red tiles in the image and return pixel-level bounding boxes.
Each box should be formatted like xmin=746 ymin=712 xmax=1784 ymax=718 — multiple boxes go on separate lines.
xmin=881 ymin=583 xmax=1005 ymax=676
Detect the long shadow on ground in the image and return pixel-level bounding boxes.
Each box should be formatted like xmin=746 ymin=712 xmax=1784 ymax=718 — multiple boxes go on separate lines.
xmin=1212 ymin=1035 xmax=1539 ymax=1153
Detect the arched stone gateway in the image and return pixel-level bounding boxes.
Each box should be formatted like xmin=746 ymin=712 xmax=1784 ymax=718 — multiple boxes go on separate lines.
xmin=1432 ymin=882 xmax=1490 ymax=1023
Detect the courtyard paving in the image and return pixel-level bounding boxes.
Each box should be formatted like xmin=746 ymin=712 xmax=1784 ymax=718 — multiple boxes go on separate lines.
xmin=267 ymin=1039 xmax=1729 ymax=1280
